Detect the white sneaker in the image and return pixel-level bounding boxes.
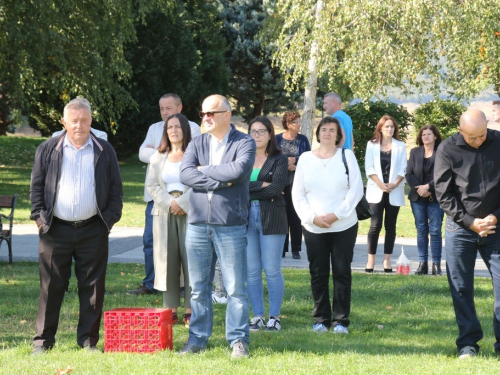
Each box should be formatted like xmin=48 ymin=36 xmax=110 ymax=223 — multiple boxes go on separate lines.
xmin=264 ymin=317 xmax=281 ymax=331
xmin=212 ymin=292 xmax=228 ymax=304
xmin=249 ymin=317 xmax=265 ymax=332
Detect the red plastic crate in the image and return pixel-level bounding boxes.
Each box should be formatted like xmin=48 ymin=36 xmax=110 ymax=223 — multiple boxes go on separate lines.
xmin=104 ymin=308 xmax=173 ymax=353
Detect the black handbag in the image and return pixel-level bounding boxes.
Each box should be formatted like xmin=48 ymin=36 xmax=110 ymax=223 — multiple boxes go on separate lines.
xmin=341 ymin=148 xmax=374 ymax=221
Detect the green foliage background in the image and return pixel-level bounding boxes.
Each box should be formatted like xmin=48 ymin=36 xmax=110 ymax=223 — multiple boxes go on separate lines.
xmin=412 ymin=99 xmax=466 ymax=140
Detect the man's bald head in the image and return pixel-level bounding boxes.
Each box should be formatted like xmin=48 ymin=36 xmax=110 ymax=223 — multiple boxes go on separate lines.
xmin=459 ymin=109 xmax=488 ymax=149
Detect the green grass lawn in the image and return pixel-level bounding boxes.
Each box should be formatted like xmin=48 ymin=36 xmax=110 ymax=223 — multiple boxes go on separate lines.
xmin=1 ymin=136 xmax=422 ymax=236
xmin=0 ymin=263 xmax=498 ymax=374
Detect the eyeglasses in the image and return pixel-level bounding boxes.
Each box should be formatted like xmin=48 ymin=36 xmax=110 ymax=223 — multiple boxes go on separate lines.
xmin=199 ymin=111 xmax=227 ymax=118
xmin=249 ymin=129 xmax=269 ymax=136
xmin=289 ymin=120 xmax=301 ymax=125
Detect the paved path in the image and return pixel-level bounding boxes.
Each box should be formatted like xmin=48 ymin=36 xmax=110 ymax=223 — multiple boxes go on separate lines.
xmin=1 ymin=224 xmax=491 ymax=277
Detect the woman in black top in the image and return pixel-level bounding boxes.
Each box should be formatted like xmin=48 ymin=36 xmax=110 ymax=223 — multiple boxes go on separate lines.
xmin=405 ymin=124 xmax=444 ymax=275
xmin=246 ymin=116 xmax=288 ymax=331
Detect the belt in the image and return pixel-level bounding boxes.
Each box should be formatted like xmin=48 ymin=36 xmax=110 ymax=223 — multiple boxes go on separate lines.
xmin=53 ymin=215 xmax=98 ymax=228
xmin=169 ymin=190 xmax=183 ymax=198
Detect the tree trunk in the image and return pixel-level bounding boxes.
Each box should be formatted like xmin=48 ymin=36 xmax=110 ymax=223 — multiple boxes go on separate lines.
xmin=301 ymin=0 xmax=323 ymax=145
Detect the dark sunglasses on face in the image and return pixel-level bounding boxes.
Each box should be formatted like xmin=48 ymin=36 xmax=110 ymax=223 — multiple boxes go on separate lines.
xmin=199 ymin=111 xmax=227 ymax=119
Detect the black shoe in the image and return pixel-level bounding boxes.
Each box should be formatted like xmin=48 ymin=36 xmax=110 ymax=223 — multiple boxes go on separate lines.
xmin=432 ymin=262 xmax=442 ymax=275
xmin=179 ymin=342 xmax=205 ymax=355
xmin=292 ymin=252 xmax=301 ymax=259
xmin=365 ymin=268 xmax=374 ymax=273
xmin=415 ymin=262 xmax=429 ymax=275
xmin=384 ymin=268 xmax=393 ymax=273
xmin=126 ymin=284 xmax=155 ymax=295
xmin=32 ymin=346 xmax=50 ymax=355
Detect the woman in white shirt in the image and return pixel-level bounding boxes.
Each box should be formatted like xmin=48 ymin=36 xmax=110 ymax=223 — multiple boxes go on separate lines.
xmin=364 ymin=115 xmax=406 ymax=273
xmin=292 ymin=117 xmax=363 ymax=334
xmin=146 ymin=114 xmax=192 ymax=327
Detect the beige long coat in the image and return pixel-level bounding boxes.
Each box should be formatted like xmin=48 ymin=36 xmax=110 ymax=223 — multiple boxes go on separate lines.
xmin=146 ymin=151 xmax=191 ymax=291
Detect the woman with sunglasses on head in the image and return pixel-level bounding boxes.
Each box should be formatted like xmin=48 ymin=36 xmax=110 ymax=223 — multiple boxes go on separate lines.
xmin=405 ymin=124 xmax=444 ymax=275
xmin=246 ymin=116 xmax=288 ymax=332
xmin=146 ymin=113 xmax=193 ymax=327
xmin=292 ymin=117 xmax=363 ymax=334
xmin=364 ymin=115 xmax=407 ymax=273
xmin=276 ymin=111 xmax=311 ymax=259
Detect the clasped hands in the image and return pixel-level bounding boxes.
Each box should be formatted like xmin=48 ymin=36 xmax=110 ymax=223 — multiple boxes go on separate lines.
xmin=470 ymin=214 xmax=497 ymax=237
xmin=169 ymin=201 xmax=185 ymax=216
xmin=313 ymin=213 xmax=338 ymax=228
xmin=378 ymin=182 xmax=398 ymax=193
xmin=415 ymin=184 xmax=431 ymax=198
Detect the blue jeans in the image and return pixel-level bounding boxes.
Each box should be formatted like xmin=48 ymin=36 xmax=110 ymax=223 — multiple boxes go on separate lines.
xmin=185 ymin=223 xmax=250 ymax=348
xmin=142 ymin=201 xmax=155 ymax=291
xmin=246 ymin=202 xmax=285 ymax=318
xmin=410 ymin=200 xmax=444 ymax=263
xmin=445 ymin=217 xmax=500 ymax=352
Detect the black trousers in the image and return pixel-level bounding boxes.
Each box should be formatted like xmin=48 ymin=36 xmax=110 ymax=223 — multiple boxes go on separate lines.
xmin=303 ymin=223 xmax=358 ymax=328
xmin=283 ymin=184 xmax=302 ymax=253
xmin=33 ymin=219 xmax=109 ymax=348
xmin=367 ymin=192 xmax=400 ymax=255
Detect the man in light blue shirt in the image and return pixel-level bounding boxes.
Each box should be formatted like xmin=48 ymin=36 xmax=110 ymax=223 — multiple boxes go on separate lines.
xmin=323 ymin=92 xmax=354 ymax=150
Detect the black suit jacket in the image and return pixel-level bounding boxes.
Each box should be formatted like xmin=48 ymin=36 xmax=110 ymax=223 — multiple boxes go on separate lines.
xmin=405 ymin=146 xmax=437 ymax=202
xmin=249 ymin=154 xmax=288 ymax=235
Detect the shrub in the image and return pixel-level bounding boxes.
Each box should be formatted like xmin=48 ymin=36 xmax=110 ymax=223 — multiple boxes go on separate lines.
xmin=345 ymin=101 xmax=413 ymax=166
xmin=412 ymin=99 xmax=465 ymax=140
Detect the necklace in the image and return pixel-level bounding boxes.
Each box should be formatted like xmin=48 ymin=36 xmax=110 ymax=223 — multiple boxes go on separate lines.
xmin=319 ymin=155 xmax=334 ymax=167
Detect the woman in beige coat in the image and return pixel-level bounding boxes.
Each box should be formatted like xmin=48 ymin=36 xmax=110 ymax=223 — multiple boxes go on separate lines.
xmin=146 ymin=113 xmax=192 ymax=327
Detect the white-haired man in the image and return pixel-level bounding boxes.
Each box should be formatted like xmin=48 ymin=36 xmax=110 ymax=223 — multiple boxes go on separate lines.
xmin=30 ymin=97 xmax=123 ymax=353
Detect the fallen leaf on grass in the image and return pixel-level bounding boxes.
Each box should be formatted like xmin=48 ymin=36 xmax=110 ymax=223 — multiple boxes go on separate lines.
xmin=155 ymin=299 xmax=161 ymax=304
xmin=19 ymin=320 xmax=27 ymax=324
xmin=5 ymin=279 xmax=9 ymax=284
xmin=120 ymin=272 xmax=125 ymax=276
xmin=386 ymin=306 xmax=392 ymax=310
xmin=57 ymin=366 xmax=73 ymax=374
xmin=377 ymin=325 xmax=384 ymax=330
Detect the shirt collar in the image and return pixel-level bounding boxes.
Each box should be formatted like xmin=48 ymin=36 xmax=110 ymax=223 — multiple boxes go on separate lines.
xmin=63 ymin=134 xmax=93 ymax=150
xmin=208 ymin=126 xmax=231 ymax=146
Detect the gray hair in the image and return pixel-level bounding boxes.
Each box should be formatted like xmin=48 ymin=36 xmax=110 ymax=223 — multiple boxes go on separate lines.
xmin=64 ymin=97 xmax=92 ymax=119
xmin=324 ymin=92 xmax=341 ymax=105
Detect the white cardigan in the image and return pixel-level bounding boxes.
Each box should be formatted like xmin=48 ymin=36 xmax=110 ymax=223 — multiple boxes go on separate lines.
xmin=364 ymin=139 xmax=406 ymax=206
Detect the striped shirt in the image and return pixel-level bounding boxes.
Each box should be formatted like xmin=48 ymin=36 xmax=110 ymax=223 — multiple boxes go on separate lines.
xmin=53 ymin=135 xmax=97 ymax=221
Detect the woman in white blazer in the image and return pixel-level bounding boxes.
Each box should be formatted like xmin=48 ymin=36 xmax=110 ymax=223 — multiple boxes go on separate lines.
xmin=146 ymin=113 xmax=192 ymax=327
xmin=364 ymin=115 xmax=406 ymax=273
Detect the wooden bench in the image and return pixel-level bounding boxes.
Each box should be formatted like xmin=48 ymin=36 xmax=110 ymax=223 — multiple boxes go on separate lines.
xmin=0 ymin=194 xmax=17 ymax=264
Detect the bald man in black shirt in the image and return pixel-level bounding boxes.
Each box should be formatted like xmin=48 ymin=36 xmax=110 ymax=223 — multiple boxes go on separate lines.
xmin=435 ymin=109 xmax=500 ymax=359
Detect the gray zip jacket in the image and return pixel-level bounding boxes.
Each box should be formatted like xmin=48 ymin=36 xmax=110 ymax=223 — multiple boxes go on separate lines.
xmin=180 ymin=125 xmax=256 ymax=226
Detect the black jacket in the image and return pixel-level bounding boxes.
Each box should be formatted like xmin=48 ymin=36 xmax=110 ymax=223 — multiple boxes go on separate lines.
xmin=30 ymin=131 xmax=123 ymax=233
xmin=249 ymin=154 xmax=288 ymax=235
xmin=405 ymin=146 xmax=437 ymax=202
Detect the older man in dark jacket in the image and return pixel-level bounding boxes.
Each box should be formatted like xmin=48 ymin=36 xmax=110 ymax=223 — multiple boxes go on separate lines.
xmin=30 ymin=97 xmax=123 ymax=354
